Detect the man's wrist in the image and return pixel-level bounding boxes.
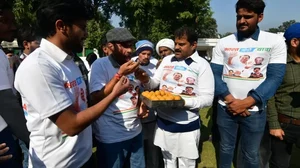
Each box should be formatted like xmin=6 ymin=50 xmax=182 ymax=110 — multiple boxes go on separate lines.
xmin=224 ymin=94 xmax=234 ymax=102
xmin=114 ymin=73 xmax=123 ymax=80
xmin=117 ymin=70 xmax=124 ymax=75
xmin=244 ymin=96 xmax=256 ymax=107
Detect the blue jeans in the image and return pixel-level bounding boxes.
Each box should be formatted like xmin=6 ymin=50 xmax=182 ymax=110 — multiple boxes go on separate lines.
xmin=96 ymin=132 xmax=145 ymax=168
xmin=217 ymin=104 xmax=266 ymax=168
xmin=19 ymin=140 xmax=29 ymax=168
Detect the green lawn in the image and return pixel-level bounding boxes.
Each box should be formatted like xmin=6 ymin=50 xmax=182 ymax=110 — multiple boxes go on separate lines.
xmin=198 ymin=107 xmax=300 ymax=168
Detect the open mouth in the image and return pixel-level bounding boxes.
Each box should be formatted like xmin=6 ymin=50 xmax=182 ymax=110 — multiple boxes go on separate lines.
xmin=125 ymin=56 xmax=131 ymax=61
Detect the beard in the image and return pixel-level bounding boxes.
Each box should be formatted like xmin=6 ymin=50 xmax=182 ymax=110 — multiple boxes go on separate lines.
xmin=111 ymin=44 xmax=129 ymax=65
xmin=236 ymin=21 xmax=259 ymax=38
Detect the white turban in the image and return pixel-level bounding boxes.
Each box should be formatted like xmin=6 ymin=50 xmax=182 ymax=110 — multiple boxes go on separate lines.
xmin=155 ymin=38 xmax=175 ymax=55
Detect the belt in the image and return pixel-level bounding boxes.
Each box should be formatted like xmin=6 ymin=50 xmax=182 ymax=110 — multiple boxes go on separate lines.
xmin=278 ymin=113 xmax=300 ymax=126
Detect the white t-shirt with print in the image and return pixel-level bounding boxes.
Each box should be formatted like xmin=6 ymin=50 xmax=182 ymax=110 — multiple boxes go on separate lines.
xmin=14 ymin=39 xmax=92 ymax=168
xmin=145 ymin=52 xmax=215 ymax=124
xmin=212 ymin=31 xmax=287 ymax=111
xmin=89 ymin=57 xmax=142 ymax=143
xmin=0 ymin=49 xmax=13 ymax=131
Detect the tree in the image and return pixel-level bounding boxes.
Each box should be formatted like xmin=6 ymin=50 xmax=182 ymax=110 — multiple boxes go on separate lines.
xmin=267 ymin=20 xmax=296 ymax=33
xmin=12 ymin=0 xmax=112 ymax=50
xmin=13 ymin=0 xmax=40 ymax=27
xmin=220 ymin=32 xmax=233 ymax=38
xmin=84 ymin=13 xmax=113 ymax=50
xmin=101 ymin=0 xmax=218 ymax=43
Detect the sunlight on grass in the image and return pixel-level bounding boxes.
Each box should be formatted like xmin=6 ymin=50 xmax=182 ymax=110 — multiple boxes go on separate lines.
xmin=197 ymin=107 xmax=300 ymax=168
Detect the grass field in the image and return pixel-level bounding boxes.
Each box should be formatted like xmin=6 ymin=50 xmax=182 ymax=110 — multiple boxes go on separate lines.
xmin=197 ymin=107 xmax=300 ymax=168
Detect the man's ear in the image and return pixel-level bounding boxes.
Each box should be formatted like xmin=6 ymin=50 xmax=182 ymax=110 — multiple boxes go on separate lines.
xmin=291 ymin=38 xmax=299 ymax=48
xmin=23 ymin=41 xmax=29 ymax=49
xmin=191 ymin=41 xmax=197 ymax=51
xmin=107 ymin=42 xmax=114 ymax=50
xmin=55 ymin=19 xmax=68 ymax=35
xmin=257 ymin=13 xmax=264 ymax=23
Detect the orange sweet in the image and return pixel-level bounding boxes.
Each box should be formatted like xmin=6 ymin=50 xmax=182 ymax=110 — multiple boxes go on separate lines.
xmin=174 ymin=95 xmax=181 ymax=100
xmin=158 ymin=97 xmax=165 ymax=101
xmin=160 ymin=90 xmax=166 ymax=96
xmin=142 ymin=92 xmax=148 ymax=97
xmin=155 ymin=91 xmax=161 ymax=96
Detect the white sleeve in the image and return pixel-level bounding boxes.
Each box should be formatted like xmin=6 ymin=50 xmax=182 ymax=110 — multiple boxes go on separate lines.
xmin=89 ymin=60 xmax=107 ymax=93
xmin=211 ymin=40 xmax=224 ymax=65
xmin=14 ymin=61 xmax=72 ymax=120
xmin=183 ymin=61 xmax=215 ymax=109
xmin=143 ymin=57 xmax=164 ymax=90
xmin=0 ymin=58 xmax=11 ymax=91
xmin=269 ymin=36 xmax=287 ymax=64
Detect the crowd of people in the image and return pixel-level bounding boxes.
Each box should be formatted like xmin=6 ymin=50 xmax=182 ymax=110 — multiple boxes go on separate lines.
xmin=0 ymin=0 xmax=300 ymax=168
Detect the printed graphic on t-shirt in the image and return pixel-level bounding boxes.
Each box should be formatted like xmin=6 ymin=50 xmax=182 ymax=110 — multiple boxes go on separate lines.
xmin=63 ymin=76 xmax=87 ymax=140
xmin=22 ymin=104 xmax=28 ymax=116
xmin=64 ymin=76 xmax=87 ymax=113
xmin=113 ymin=74 xmax=139 ymax=115
xmin=160 ymin=65 xmax=197 ymax=97
xmin=223 ymin=47 xmax=271 ymax=81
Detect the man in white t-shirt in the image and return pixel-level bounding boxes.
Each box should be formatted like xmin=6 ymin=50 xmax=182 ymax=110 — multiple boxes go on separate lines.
xmin=136 ymin=27 xmax=214 ymax=168
xmin=131 ymin=40 xmax=164 ymax=168
xmin=210 ymin=0 xmax=287 ymax=167
xmin=89 ymin=28 xmax=147 ymax=168
xmin=14 ymin=1 xmax=130 ymax=167
xmin=0 ymin=1 xmax=30 ymax=167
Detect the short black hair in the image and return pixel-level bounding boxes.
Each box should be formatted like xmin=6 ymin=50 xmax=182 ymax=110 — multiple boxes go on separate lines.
xmin=17 ymin=27 xmax=40 ymax=50
xmin=235 ymin=0 xmax=266 ymax=14
xmin=3 ymin=48 xmax=13 ymax=55
xmin=101 ymin=37 xmax=108 ymax=47
xmin=36 ymin=0 xmax=94 ymax=38
xmin=86 ymin=52 xmax=97 ymax=66
xmin=174 ymin=26 xmax=198 ymax=44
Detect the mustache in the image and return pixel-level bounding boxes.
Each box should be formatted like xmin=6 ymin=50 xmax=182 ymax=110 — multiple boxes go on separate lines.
xmin=238 ymin=24 xmax=248 ymax=27
xmin=175 ymin=49 xmax=181 ymax=52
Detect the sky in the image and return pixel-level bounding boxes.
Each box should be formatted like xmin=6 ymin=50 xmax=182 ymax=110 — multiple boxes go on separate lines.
xmin=210 ymin=0 xmax=299 ymax=34
xmin=111 ymin=0 xmax=299 ymax=34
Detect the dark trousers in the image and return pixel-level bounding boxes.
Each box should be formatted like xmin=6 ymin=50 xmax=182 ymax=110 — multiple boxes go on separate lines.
xmin=0 ymin=127 xmax=22 ymax=168
xmin=269 ymin=123 xmax=300 ymax=168
xmin=217 ymin=104 xmax=266 ymax=168
xmin=142 ymin=121 xmax=164 ymax=168
xmin=236 ymin=124 xmax=272 ymax=168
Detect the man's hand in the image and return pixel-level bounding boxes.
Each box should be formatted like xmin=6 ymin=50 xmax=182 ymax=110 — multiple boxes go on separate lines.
xmin=227 ymin=96 xmax=255 ymax=114
xmin=234 ymin=110 xmax=251 ymax=117
xmin=138 ymin=102 xmax=149 ymax=119
xmin=118 ymin=60 xmax=140 ymax=76
xmin=111 ymin=76 xmax=130 ymax=97
xmin=270 ymin=128 xmax=285 ymax=140
xmin=0 ymin=143 xmax=12 ymax=162
xmin=134 ymin=68 xmax=150 ymax=84
xmin=224 ymin=94 xmax=235 ymax=104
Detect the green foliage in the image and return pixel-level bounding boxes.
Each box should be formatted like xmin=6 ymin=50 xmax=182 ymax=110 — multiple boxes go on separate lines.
xmin=220 ymin=32 xmax=233 ymax=38
xmin=84 ymin=17 xmax=113 ymax=50
xmin=13 ymin=0 xmax=39 ymax=27
xmin=12 ymin=0 xmax=112 ymax=50
xmin=267 ymin=20 xmax=296 ymax=33
xmin=12 ymin=0 xmax=218 ymax=49
xmin=102 ymin=0 xmax=218 ymax=43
